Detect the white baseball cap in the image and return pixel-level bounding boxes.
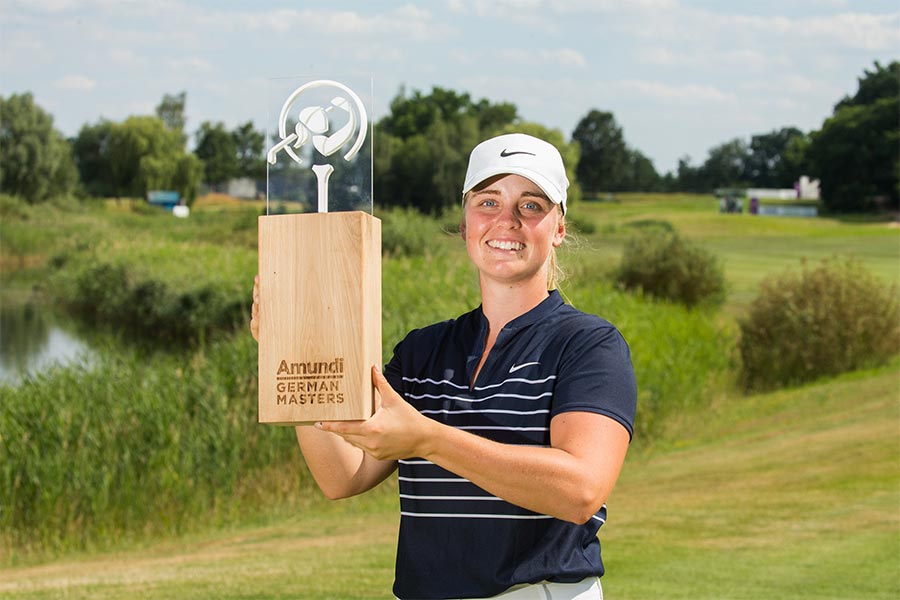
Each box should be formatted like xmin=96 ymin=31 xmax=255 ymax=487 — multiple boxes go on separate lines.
xmin=462 ymin=133 xmax=569 ymax=214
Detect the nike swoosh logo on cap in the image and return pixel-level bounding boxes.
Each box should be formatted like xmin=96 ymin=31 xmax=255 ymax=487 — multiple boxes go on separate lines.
xmin=509 ymin=361 xmax=540 ymax=373
xmin=500 ymin=149 xmax=536 ymax=158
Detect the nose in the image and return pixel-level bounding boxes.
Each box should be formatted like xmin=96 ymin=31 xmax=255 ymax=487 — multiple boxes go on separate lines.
xmin=496 ymin=203 xmax=521 ymax=228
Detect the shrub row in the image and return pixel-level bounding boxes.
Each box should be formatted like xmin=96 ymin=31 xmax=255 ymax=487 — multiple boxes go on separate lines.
xmin=616 ymin=224 xmax=726 ymax=308
xmin=56 ymin=261 xmax=247 ymax=346
xmin=739 ymin=257 xmax=900 ymax=391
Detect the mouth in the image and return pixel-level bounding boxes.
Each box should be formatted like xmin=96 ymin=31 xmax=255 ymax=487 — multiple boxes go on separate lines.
xmin=487 ymin=239 xmax=525 ymax=251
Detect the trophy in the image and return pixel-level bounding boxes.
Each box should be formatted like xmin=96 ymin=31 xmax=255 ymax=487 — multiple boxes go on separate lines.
xmin=258 ymin=78 xmax=381 ymax=425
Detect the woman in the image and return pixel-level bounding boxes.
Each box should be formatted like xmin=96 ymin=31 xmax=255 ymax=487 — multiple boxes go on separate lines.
xmin=251 ymin=133 xmax=637 ymax=599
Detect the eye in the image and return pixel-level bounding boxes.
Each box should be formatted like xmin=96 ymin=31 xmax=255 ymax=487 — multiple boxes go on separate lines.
xmin=479 ymin=198 xmax=498 ymax=207
xmin=521 ymin=200 xmax=548 ymax=212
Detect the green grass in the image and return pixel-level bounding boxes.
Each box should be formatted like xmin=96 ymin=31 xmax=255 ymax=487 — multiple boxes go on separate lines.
xmin=601 ymin=361 xmax=900 ymax=599
xmin=2 ymin=192 xmax=898 ymax=595
xmin=2 ymin=362 xmax=896 ymax=599
xmin=572 ymin=194 xmax=900 ymax=315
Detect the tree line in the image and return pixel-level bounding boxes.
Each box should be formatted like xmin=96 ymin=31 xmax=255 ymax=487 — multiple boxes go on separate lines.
xmin=1 ymin=61 xmax=896 ymax=213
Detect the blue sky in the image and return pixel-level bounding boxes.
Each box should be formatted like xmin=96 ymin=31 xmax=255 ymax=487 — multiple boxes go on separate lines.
xmin=1 ymin=0 xmax=897 ymax=174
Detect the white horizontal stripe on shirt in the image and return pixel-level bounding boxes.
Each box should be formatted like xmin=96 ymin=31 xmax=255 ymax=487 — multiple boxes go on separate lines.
xmin=418 ymin=408 xmax=550 ymax=416
xmin=405 ymin=391 xmax=553 ymax=402
xmin=401 ymin=375 xmax=557 ymax=391
xmin=401 ymin=377 xmax=468 ymax=389
xmin=459 ymin=426 xmax=549 ymax=432
xmin=401 ymin=511 xmax=554 ymax=520
xmin=398 ymin=476 xmax=470 ymax=483
xmin=400 ymin=494 xmax=503 ymax=501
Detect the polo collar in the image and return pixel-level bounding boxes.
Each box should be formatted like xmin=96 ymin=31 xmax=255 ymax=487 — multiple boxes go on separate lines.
xmin=474 ymin=290 xmax=564 ymax=343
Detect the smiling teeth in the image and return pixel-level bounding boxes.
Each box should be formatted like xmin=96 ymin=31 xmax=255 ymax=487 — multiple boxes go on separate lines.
xmin=488 ymin=240 xmax=524 ymax=251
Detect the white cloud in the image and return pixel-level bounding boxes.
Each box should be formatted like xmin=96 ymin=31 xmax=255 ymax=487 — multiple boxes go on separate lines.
xmin=9 ymin=0 xmax=79 ymax=12
xmin=213 ymin=6 xmax=452 ymax=42
xmin=54 ymin=74 xmax=95 ymax=91
xmin=614 ymin=79 xmax=735 ymax=105
xmin=636 ymin=46 xmax=778 ymax=70
xmin=500 ymin=48 xmax=587 ymax=68
xmin=109 ymin=49 xmax=148 ymax=68
xmin=802 ymin=12 xmax=900 ymax=51
xmin=738 ymin=74 xmax=843 ymax=99
xmin=166 ymin=57 xmax=213 ymax=72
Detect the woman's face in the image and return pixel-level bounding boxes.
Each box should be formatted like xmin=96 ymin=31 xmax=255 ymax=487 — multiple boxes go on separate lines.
xmin=461 ymin=174 xmax=565 ymax=288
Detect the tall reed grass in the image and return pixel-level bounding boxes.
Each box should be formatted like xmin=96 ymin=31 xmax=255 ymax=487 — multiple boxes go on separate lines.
xmin=0 ymin=334 xmax=304 ymax=558
xmin=564 ymin=278 xmax=733 ymax=440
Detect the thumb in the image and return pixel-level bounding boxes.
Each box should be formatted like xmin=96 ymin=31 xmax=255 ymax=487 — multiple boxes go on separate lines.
xmin=371 ymin=365 xmax=395 ymax=404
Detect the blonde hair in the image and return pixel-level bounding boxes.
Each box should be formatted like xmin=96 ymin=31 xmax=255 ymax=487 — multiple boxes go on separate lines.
xmin=547 ymin=206 xmax=566 ymax=291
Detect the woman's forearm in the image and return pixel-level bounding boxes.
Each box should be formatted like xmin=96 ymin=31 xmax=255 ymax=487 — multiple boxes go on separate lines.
xmin=295 ymin=426 xmax=396 ymax=499
xmin=419 ymin=412 xmax=629 ymax=524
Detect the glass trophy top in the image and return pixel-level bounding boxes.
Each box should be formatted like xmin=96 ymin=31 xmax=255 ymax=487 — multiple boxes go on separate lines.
xmin=266 ymin=77 xmax=373 ymax=215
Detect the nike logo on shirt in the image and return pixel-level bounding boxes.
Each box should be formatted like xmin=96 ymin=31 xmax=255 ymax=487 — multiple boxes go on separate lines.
xmin=509 ymin=362 xmax=540 ymax=373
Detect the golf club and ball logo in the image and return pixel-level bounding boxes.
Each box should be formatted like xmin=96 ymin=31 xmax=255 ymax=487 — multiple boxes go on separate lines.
xmin=267 ymin=80 xmax=368 ymax=212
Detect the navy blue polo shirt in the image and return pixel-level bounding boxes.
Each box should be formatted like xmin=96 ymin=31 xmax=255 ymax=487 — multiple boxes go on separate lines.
xmin=383 ymin=291 xmax=637 ymax=600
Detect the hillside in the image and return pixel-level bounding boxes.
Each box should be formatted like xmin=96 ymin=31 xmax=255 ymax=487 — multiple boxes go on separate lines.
xmin=2 ymin=363 xmax=897 ymax=599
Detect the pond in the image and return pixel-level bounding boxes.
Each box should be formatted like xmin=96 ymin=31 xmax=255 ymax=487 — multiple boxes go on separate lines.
xmin=0 ymin=303 xmax=97 ymax=385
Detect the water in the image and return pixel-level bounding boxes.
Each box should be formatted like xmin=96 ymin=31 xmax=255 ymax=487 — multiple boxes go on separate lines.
xmin=0 ymin=303 xmax=96 ymax=385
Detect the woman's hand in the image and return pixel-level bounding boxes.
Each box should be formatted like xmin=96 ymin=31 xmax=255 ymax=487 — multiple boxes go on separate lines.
xmin=250 ymin=274 xmax=260 ymax=342
xmin=317 ymin=366 xmax=435 ymax=461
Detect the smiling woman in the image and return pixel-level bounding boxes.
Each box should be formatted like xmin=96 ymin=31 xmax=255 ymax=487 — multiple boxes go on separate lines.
xmin=251 ymin=132 xmax=637 ymax=599
xmin=462 ymin=175 xmax=565 ymax=292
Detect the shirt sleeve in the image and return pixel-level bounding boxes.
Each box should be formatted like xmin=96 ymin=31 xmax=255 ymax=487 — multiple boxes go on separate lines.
xmin=551 ymin=322 xmax=638 ymax=440
xmin=383 ymin=338 xmax=406 ymax=397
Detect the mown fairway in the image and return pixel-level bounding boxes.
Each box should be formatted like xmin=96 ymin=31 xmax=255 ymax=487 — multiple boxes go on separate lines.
xmin=2 ymin=363 xmax=897 ymax=599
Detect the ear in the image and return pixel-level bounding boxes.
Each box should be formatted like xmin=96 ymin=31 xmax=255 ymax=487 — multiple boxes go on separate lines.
xmin=552 ymin=219 xmax=566 ymax=248
xmin=459 ymin=218 xmax=467 ymax=241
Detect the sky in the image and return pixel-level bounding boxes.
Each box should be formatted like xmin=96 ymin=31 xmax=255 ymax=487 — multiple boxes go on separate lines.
xmin=1 ymin=0 xmax=898 ymax=174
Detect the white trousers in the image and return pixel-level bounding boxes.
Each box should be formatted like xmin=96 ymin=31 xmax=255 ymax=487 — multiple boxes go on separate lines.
xmin=485 ymin=577 xmax=602 ymax=600
xmin=401 ymin=577 xmax=603 ymax=600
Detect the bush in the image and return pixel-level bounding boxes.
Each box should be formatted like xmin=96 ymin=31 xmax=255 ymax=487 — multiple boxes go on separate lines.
xmin=616 ymin=227 xmax=726 ymax=308
xmin=63 ymin=261 xmax=245 ymax=346
xmin=739 ymin=258 xmax=900 ymax=391
xmin=567 ymin=279 xmax=733 ymax=441
xmin=379 ymin=206 xmax=448 ymax=257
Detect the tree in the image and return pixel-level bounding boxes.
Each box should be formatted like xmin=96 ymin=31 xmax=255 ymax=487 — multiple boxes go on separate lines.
xmin=232 ymin=121 xmax=265 ymax=179
xmin=835 ymin=60 xmax=900 ymax=111
xmin=194 ymin=121 xmax=238 ymax=187
xmin=471 ymin=99 xmax=518 ymax=137
xmin=0 ymin=93 xmax=78 ymax=202
xmin=743 ymin=127 xmax=806 ymax=188
xmin=375 ymin=86 xmax=518 ymax=213
xmin=571 ymin=110 xmax=629 ymax=193
xmin=698 ymin=138 xmax=749 ymax=190
xmin=806 ymin=61 xmax=899 ymax=212
xmin=92 ymin=115 xmax=202 ymax=204
xmin=674 ymin=156 xmax=702 ymax=192
xmin=72 ymin=119 xmax=117 ymax=197
xmin=621 ymin=149 xmax=662 ymax=192
xmin=155 ymin=91 xmax=187 ymax=142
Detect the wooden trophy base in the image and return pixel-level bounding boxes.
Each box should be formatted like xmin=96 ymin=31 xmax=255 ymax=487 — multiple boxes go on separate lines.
xmin=257 ymin=211 xmax=381 ymax=425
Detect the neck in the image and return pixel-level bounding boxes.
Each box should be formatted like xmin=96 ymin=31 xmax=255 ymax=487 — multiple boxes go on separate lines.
xmin=479 ymin=276 xmax=550 ymax=331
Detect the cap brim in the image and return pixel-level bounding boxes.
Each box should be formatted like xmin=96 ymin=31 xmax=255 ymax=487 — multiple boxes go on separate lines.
xmin=463 ymin=167 xmax=566 ymax=213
